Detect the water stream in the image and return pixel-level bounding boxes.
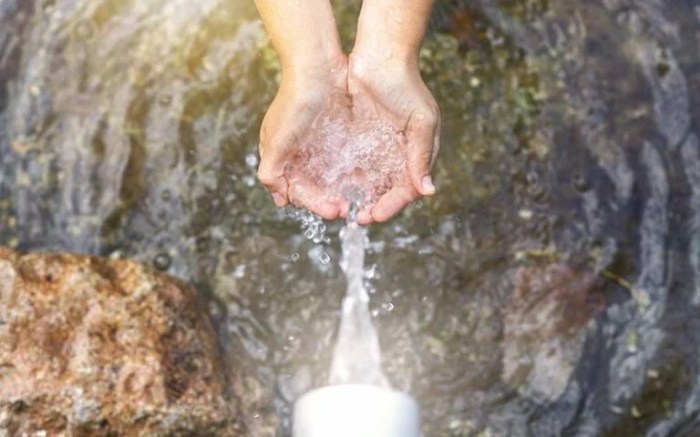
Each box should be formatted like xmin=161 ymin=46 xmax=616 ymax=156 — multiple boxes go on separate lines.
xmin=329 ymin=206 xmax=388 ymax=387
xmin=1 ymin=0 xmax=700 ymax=435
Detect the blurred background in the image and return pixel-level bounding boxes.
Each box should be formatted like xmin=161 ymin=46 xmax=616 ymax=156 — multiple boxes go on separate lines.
xmin=1 ymin=0 xmax=699 ymax=435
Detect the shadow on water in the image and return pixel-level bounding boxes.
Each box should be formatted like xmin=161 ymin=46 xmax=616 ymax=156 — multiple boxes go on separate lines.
xmin=1 ymin=0 xmax=700 ymax=435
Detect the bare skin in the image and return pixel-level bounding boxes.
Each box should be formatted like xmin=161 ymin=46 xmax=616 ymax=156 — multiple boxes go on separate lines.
xmin=255 ymin=0 xmax=439 ymax=224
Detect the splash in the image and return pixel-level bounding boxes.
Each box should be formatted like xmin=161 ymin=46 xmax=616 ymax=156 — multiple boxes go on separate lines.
xmin=329 ymin=205 xmax=389 ymax=387
xmin=287 ymin=93 xmax=407 ymax=207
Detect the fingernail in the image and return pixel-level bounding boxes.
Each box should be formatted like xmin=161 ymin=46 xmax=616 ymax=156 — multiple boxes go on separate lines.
xmin=422 ymin=175 xmax=436 ymax=195
xmin=271 ymin=192 xmax=286 ymax=207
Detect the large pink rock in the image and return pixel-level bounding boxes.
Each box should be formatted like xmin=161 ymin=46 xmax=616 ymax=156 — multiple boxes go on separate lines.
xmin=0 ymin=248 xmax=240 ymax=435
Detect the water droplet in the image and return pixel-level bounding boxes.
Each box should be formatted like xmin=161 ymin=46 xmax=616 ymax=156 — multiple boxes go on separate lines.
xmin=160 ymin=189 xmax=173 ymax=202
xmin=233 ymin=264 xmax=246 ymax=278
xmin=518 ymin=209 xmax=534 ymax=220
xmin=573 ymin=173 xmax=591 ymax=191
xmin=243 ymin=175 xmax=256 ymax=187
xmin=365 ymin=264 xmax=377 ymax=279
xmin=245 ymin=153 xmax=258 ymax=168
xmin=153 ymin=252 xmax=171 ymax=271
xmin=319 ymin=251 xmax=331 ymax=265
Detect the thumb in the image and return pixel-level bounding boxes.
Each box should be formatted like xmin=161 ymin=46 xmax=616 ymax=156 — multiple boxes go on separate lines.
xmin=406 ymin=116 xmax=438 ymax=196
xmin=257 ymin=135 xmax=292 ymax=207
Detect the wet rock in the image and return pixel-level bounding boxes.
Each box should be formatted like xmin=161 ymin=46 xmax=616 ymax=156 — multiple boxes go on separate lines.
xmin=503 ymin=263 xmax=604 ymax=402
xmin=0 ymin=247 xmax=238 ymax=435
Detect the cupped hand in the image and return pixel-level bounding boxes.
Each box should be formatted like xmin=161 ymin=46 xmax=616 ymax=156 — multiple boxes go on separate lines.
xmin=347 ymin=52 xmax=440 ymax=225
xmin=258 ymin=52 xmax=440 ymax=224
xmin=257 ymin=57 xmax=350 ymax=220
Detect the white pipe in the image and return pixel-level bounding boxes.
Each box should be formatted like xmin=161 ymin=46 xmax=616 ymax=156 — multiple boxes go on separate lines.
xmin=293 ymin=384 xmax=421 ymax=437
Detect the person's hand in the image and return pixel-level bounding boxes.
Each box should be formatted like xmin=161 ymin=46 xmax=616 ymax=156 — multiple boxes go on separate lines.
xmin=347 ymin=52 xmax=440 ymax=225
xmin=257 ymin=57 xmax=350 ymax=220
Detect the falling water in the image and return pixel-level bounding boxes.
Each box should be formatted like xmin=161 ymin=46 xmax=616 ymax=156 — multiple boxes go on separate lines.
xmin=329 ymin=205 xmax=389 ymax=387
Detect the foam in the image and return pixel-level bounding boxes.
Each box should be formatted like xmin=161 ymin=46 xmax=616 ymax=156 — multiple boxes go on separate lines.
xmin=286 ymin=93 xmax=407 ymax=208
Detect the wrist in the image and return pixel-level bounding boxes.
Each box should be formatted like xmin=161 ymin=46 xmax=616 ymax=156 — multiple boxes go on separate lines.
xmin=351 ymin=38 xmax=420 ymax=71
xmin=348 ymin=49 xmax=420 ymax=86
xmin=282 ymin=50 xmax=347 ymax=90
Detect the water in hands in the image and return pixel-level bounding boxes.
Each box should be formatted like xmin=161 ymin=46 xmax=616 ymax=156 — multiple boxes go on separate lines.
xmin=285 ymin=92 xmax=408 ymax=210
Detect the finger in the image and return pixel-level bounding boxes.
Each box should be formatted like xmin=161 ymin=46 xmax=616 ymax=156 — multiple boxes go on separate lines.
xmin=288 ymin=179 xmax=341 ymax=221
xmin=357 ymin=208 xmax=374 ymax=226
xmin=431 ymin=111 xmax=441 ymax=168
xmin=257 ymin=159 xmax=290 ymax=207
xmin=271 ymin=192 xmax=287 ymax=207
xmin=257 ymin=124 xmax=293 ymax=206
xmin=257 ymin=99 xmax=315 ymax=204
xmin=370 ymin=185 xmax=419 ymax=223
xmin=406 ymin=109 xmax=439 ymax=196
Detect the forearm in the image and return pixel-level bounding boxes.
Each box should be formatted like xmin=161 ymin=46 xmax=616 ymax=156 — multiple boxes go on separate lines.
xmin=254 ymin=0 xmax=343 ymax=82
xmin=353 ymin=0 xmax=435 ymax=66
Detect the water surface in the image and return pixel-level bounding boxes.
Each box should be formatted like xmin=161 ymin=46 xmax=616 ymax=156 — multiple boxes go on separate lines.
xmin=1 ymin=0 xmax=700 ymax=435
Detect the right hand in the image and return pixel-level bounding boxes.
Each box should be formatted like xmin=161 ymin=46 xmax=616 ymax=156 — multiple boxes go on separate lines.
xmin=257 ymin=56 xmax=350 ymax=220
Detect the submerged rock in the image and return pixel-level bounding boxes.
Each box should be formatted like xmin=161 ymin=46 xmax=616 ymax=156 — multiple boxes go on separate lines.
xmin=503 ymin=263 xmax=605 ymax=402
xmin=0 ymin=248 xmax=237 ymax=435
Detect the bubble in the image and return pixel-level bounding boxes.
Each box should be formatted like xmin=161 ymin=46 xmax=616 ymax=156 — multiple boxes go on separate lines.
xmin=382 ymin=302 xmax=395 ymax=312
xmin=290 ymin=252 xmax=300 ymax=262
xmin=295 ymin=209 xmax=330 ymax=243
xmin=153 ymin=252 xmax=171 ymax=271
